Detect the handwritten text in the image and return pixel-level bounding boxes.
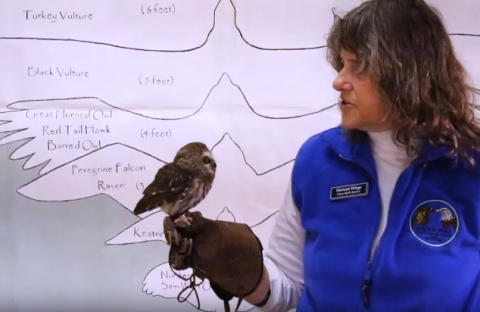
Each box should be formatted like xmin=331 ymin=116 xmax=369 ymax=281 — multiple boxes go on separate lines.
xmin=28 ymin=66 xmax=90 ymax=78
xmin=71 ymin=163 xmax=147 ymax=176
xmin=25 ymin=110 xmax=113 ymax=120
xmin=23 ymin=10 xmax=93 ymax=23
xmin=141 ymin=4 xmax=176 ymax=15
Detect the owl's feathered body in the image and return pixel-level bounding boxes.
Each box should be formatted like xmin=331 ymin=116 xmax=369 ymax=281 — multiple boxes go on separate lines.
xmin=133 ymin=142 xmax=216 ymax=220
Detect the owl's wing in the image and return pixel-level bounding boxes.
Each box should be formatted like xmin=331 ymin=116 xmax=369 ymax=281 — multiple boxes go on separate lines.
xmin=133 ymin=163 xmax=194 ymax=215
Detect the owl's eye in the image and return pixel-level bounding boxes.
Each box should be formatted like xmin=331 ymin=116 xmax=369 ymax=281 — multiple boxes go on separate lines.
xmin=202 ymin=156 xmax=210 ymax=164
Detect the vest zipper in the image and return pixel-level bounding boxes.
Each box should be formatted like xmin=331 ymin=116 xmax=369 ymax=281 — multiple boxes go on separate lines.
xmin=336 ymin=149 xmax=429 ymax=311
xmin=361 ymin=162 xmax=425 ymax=309
xmin=337 ymin=151 xmax=380 ymax=308
xmin=362 ymin=196 xmax=382 ymax=310
xmin=362 ymin=167 xmax=383 ymax=310
xmin=362 ymin=261 xmax=373 ymax=308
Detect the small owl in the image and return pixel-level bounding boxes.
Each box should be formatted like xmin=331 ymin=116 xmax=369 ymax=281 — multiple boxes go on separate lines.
xmin=133 ymin=142 xmax=216 ymax=225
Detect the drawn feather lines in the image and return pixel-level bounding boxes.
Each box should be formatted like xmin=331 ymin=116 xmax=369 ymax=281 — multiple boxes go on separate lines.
xmin=17 ymin=135 xmax=289 ymax=228
xmin=0 ymin=72 xmax=339 ymax=176
xmin=0 ymin=0 xmax=329 ymax=51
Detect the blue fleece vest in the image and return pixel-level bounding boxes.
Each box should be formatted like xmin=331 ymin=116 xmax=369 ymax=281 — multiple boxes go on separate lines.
xmin=291 ymin=126 xmax=480 ymax=312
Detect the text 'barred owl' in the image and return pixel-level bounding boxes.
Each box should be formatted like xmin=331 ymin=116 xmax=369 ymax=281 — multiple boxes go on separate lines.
xmin=133 ymin=142 xmax=216 ymax=225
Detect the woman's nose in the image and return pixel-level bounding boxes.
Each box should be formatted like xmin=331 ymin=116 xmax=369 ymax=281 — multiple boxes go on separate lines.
xmin=333 ymin=73 xmax=353 ymax=92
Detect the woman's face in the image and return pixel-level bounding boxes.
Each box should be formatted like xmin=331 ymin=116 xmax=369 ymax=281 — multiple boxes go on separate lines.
xmin=333 ymin=49 xmax=392 ymax=132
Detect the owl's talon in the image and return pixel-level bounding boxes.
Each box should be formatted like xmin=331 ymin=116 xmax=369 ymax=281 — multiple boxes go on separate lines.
xmin=178 ymin=238 xmax=193 ymax=255
xmin=167 ymin=229 xmax=181 ymax=246
xmin=170 ymin=254 xmax=186 ymax=270
xmin=163 ymin=216 xmax=176 ymax=231
xmin=163 ymin=217 xmax=181 ymax=246
xmin=174 ymin=215 xmax=193 ymax=228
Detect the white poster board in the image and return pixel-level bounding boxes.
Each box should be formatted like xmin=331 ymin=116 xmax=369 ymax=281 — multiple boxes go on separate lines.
xmin=0 ymin=0 xmax=478 ymax=311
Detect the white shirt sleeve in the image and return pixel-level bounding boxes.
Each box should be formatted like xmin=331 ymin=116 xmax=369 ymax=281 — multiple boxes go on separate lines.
xmin=256 ymin=180 xmax=306 ymax=312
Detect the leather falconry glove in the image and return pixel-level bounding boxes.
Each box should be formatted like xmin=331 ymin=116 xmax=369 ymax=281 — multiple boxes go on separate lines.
xmin=163 ymin=211 xmax=264 ymax=312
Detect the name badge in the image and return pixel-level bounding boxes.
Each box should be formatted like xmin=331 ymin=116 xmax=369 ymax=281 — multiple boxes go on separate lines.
xmin=330 ymin=182 xmax=369 ymax=200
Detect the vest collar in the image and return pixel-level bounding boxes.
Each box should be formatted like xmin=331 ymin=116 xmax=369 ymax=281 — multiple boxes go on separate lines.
xmin=321 ymin=126 xmax=453 ymax=164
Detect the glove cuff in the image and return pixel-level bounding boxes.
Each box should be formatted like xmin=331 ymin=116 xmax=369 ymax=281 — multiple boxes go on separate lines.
xmin=244 ymin=260 xmax=265 ymax=298
xmin=254 ymin=289 xmax=271 ymax=307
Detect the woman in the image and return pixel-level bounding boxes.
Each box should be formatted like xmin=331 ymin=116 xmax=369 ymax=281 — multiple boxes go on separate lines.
xmin=165 ymin=0 xmax=480 ymax=311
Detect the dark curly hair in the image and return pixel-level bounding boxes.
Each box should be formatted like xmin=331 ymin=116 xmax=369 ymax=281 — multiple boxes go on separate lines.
xmin=326 ymin=0 xmax=480 ymax=168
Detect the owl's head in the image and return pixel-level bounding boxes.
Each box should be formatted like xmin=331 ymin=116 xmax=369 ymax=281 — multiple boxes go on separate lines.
xmin=173 ymin=142 xmax=216 ymax=179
